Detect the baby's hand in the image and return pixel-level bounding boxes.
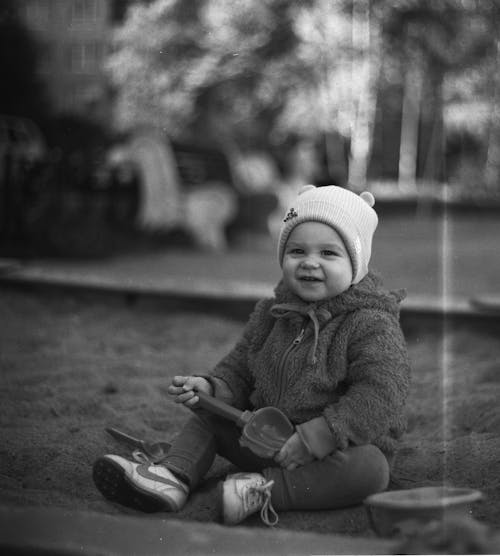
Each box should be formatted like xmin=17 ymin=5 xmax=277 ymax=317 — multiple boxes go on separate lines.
xmin=274 ymin=432 xmax=314 ymax=470
xmin=167 ymin=376 xmax=213 ymax=408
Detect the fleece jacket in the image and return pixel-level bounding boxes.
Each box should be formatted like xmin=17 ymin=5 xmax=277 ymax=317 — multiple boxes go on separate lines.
xmin=210 ymin=271 xmax=411 ymax=457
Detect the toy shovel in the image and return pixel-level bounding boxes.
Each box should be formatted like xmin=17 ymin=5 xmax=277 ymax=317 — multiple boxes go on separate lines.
xmin=105 ymin=427 xmax=171 ymax=463
xmin=194 ymin=391 xmax=294 ymax=458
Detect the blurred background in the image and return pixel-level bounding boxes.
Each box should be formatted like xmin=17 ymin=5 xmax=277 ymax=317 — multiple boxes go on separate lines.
xmin=0 ymin=0 xmax=499 ymax=296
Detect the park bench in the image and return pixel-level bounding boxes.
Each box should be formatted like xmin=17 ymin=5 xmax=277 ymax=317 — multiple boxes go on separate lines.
xmin=1 ymin=120 xmax=279 ymax=254
xmin=124 ymin=131 xmax=277 ymax=250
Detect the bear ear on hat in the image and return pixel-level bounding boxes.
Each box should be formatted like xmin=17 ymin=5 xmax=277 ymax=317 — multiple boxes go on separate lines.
xmin=360 ymin=191 xmax=375 ymax=207
xmin=298 ymin=184 xmax=317 ymax=195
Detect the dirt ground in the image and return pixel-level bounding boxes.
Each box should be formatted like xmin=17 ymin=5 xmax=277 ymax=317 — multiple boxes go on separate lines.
xmin=1 ymin=287 xmax=500 ymax=543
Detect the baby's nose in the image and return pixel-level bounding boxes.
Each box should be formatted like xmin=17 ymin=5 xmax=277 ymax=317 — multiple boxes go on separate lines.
xmin=300 ymin=258 xmax=320 ymax=269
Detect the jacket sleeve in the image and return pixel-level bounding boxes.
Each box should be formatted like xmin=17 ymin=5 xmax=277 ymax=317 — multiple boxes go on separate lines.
xmin=210 ymin=298 xmax=272 ymax=409
xmin=296 ymin=416 xmax=336 ymax=459
xmin=322 ymin=310 xmax=411 ymax=450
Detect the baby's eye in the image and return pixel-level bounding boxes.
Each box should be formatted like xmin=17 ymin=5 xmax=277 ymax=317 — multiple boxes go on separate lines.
xmin=288 ymin=248 xmax=304 ymax=255
xmin=322 ymin=250 xmax=337 ymax=257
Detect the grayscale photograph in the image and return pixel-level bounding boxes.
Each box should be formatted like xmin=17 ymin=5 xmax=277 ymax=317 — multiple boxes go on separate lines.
xmin=1 ymin=0 xmax=500 ymax=554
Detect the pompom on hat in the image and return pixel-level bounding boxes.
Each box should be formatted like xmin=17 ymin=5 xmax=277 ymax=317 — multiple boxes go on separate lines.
xmin=278 ymin=185 xmax=378 ymax=284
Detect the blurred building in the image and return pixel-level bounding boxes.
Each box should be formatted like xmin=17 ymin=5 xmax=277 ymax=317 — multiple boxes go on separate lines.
xmin=16 ymin=0 xmax=147 ymax=124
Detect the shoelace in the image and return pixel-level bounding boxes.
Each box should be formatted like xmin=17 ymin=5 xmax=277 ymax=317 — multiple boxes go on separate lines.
xmin=249 ymin=480 xmax=278 ymax=526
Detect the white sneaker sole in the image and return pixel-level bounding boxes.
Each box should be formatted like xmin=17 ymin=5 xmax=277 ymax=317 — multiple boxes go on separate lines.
xmin=222 ymin=478 xmax=242 ymax=524
xmin=93 ymin=457 xmax=178 ymax=513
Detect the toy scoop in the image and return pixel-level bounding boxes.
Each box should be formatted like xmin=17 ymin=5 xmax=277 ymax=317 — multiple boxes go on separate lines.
xmin=195 ymin=391 xmax=294 ymax=458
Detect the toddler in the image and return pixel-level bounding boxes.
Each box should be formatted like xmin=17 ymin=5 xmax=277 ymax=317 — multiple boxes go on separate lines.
xmin=93 ymin=184 xmax=411 ymax=526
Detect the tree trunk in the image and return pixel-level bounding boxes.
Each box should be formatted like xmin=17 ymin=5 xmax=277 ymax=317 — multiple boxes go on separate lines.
xmin=484 ymin=39 xmax=500 ymax=190
xmin=348 ymin=0 xmax=379 ymax=189
xmin=419 ymin=72 xmax=445 ymax=184
xmin=398 ymin=54 xmax=423 ymax=191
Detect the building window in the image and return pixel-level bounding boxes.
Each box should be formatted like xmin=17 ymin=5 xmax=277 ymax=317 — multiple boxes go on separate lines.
xmin=68 ymin=42 xmax=103 ymax=73
xmin=60 ymin=83 xmax=103 ymax=114
xmin=24 ymin=0 xmax=51 ymax=27
xmin=70 ymin=0 xmax=99 ymax=24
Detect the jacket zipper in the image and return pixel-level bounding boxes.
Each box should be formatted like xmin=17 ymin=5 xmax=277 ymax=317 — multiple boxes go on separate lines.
xmin=274 ymin=326 xmax=306 ymax=406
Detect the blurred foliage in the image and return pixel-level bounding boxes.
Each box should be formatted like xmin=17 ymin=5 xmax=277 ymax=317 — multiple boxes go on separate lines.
xmin=375 ymin=0 xmax=499 ymax=129
xmin=106 ymin=0 xmax=500 ymax=187
xmin=107 ymin=0 xmax=312 ymax=149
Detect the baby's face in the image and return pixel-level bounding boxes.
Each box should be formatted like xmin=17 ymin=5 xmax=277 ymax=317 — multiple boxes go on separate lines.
xmin=282 ymin=222 xmax=353 ymax=302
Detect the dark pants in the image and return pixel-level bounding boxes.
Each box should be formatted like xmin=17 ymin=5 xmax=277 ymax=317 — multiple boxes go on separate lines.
xmin=161 ymin=410 xmax=390 ymax=511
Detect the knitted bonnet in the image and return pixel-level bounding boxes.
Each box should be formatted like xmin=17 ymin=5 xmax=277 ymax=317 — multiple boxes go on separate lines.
xmin=277 ymin=185 xmax=378 ymax=284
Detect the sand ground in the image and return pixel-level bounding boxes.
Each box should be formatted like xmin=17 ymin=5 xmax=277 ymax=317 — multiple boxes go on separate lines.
xmin=1 ymin=286 xmax=500 ymax=548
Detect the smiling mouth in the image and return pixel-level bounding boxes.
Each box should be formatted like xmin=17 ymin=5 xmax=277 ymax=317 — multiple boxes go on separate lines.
xmin=298 ymin=276 xmax=322 ymax=282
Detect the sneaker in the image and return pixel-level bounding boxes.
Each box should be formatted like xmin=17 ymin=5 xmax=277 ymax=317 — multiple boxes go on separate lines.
xmin=93 ymin=454 xmax=188 ymax=512
xmin=222 ymin=472 xmax=278 ymax=526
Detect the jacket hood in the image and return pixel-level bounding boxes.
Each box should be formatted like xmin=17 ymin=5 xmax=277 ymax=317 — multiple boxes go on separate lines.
xmin=273 ymin=271 xmax=405 ymax=319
